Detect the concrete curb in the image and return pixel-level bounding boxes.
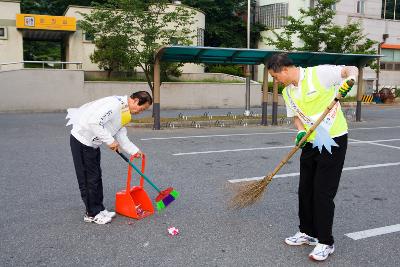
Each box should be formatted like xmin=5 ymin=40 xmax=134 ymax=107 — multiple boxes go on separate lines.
xmin=128 ymin=117 xmax=272 ymax=129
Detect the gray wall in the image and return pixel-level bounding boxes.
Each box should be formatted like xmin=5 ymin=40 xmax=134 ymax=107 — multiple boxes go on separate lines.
xmin=0 ymin=69 xmax=282 ymax=112
xmin=0 ymin=69 xmax=85 ymax=112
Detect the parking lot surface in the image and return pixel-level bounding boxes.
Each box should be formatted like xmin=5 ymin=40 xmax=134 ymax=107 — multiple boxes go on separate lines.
xmin=1 ymin=105 xmax=399 ymax=266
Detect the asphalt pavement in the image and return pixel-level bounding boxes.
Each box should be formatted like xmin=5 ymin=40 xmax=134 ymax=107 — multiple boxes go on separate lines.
xmin=1 ymin=104 xmax=399 ymax=266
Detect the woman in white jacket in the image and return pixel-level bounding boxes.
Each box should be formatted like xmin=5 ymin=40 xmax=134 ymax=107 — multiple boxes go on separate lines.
xmin=66 ymin=91 xmax=152 ymax=224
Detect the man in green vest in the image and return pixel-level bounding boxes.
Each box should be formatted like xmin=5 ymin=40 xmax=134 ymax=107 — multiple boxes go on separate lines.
xmin=267 ymin=53 xmax=358 ymax=261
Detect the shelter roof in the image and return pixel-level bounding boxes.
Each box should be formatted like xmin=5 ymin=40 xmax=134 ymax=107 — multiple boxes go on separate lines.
xmin=157 ymin=46 xmax=382 ymax=67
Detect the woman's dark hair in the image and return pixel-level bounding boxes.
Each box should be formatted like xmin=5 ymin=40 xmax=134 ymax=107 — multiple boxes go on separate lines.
xmin=266 ymin=53 xmax=294 ymax=72
xmin=130 ymin=91 xmax=153 ymax=106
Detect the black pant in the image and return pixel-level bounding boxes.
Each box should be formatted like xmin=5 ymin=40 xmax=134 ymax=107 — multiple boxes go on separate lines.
xmin=298 ymin=134 xmax=347 ymax=246
xmin=70 ymin=135 xmax=104 ymax=217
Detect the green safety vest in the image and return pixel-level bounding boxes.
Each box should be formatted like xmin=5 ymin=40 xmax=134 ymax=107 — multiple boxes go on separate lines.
xmin=282 ymin=67 xmax=348 ymax=142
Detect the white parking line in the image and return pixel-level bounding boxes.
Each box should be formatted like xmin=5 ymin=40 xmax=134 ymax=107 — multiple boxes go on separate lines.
xmin=141 ymin=125 xmax=400 ymax=141
xmin=173 ymin=145 xmax=294 ymax=155
xmin=140 ymin=131 xmax=296 ymax=141
xmin=173 ymin=138 xmax=400 ymax=156
xmin=228 ymin=162 xmax=400 ymax=183
xmin=345 ymin=224 xmax=400 ymax=240
xmin=350 ymin=138 xmax=400 ymax=150
xmin=349 ymin=125 xmax=400 ymax=131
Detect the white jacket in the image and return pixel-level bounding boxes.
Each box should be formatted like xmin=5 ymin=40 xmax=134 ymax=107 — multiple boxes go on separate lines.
xmin=66 ymin=95 xmax=139 ymax=155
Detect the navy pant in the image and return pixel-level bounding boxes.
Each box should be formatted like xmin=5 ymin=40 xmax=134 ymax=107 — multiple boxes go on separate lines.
xmin=298 ymin=134 xmax=347 ymax=246
xmin=70 ymin=135 xmax=104 ymax=217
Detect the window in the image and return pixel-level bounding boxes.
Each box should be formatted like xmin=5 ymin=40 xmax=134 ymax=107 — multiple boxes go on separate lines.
xmin=0 ymin=26 xmax=7 ymax=40
xmin=382 ymin=0 xmax=400 ymax=19
xmin=83 ymin=31 xmax=94 ymax=42
xmin=386 ymin=63 xmax=394 ymax=70
xmin=197 ymin=28 xmax=204 ymax=46
xmin=357 ymin=0 xmax=365 ymax=14
xmin=380 ymin=62 xmax=400 ymax=71
xmin=258 ymin=3 xmax=288 ymax=29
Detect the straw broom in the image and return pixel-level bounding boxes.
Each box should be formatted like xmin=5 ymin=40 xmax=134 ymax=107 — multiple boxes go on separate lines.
xmin=230 ymin=80 xmax=354 ymax=209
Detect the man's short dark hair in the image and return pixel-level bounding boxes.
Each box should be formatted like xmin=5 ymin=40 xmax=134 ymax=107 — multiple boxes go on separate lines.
xmin=130 ymin=91 xmax=153 ymax=106
xmin=266 ymin=53 xmax=294 ymax=72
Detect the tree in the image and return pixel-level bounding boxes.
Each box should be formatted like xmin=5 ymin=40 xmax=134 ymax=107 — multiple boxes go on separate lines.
xmin=265 ymin=0 xmax=376 ymax=55
xmin=181 ymin=0 xmax=265 ymax=78
xmin=181 ymin=0 xmax=265 ymax=48
xmin=90 ymin=35 xmax=130 ymax=78
xmin=21 ymin=0 xmax=108 ymax=15
xmin=79 ymin=0 xmax=196 ymax=94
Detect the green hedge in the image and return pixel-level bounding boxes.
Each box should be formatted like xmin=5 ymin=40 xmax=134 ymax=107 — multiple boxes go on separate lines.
xmin=267 ymin=81 xmax=285 ymax=94
xmin=206 ymin=64 xmax=244 ymax=77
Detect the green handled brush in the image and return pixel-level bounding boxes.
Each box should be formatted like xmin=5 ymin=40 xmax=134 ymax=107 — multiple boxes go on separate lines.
xmin=117 ymin=151 xmax=179 ymax=211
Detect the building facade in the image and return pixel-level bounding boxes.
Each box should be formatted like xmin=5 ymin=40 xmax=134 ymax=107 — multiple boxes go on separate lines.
xmin=256 ymin=0 xmax=400 ymax=90
xmin=0 ymin=1 xmax=205 ymax=73
xmin=0 ymin=0 xmax=23 ymax=66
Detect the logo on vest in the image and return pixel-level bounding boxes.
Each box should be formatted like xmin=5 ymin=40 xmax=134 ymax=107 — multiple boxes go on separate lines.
xmin=306 ymin=90 xmax=317 ymax=96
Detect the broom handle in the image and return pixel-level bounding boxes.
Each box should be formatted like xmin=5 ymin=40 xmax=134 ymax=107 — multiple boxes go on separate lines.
xmin=117 ymin=151 xmax=161 ymax=193
xmin=266 ymin=89 xmax=349 ymax=181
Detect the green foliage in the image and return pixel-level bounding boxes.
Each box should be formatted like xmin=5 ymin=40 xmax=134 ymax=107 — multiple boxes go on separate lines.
xmin=21 ymin=0 xmax=52 ymax=14
xmin=183 ymin=0 xmax=266 ymax=79
xmin=23 ymin=40 xmax=61 ymax=61
xmin=206 ymin=65 xmax=244 ymax=77
xmin=395 ymin=88 xmax=400 ymax=98
xmin=21 ymin=0 xmax=108 ymax=15
xmin=181 ymin=0 xmax=265 ymax=48
xmin=79 ymin=0 xmax=196 ymax=93
xmin=89 ymin=35 xmax=131 ymax=77
xmin=153 ymin=62 xmax=184 ymax=82
xmin=265 ymin=0 xmax=377 ymax=55
xmin=267 ymin=81 xmax=284 ymax=94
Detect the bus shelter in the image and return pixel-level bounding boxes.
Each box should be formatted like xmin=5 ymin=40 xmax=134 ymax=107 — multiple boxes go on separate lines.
xmin=153 ymin=46 xmax=382 ymax=130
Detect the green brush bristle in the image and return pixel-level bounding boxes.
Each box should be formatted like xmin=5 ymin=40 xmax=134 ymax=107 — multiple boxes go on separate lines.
xmin=155 ymin=190 xmax=180 ymax=211
xmin=170 ymin=190 xmax=179 ymax=199
xmin=156 ymin=201 xmax=165 ymax=211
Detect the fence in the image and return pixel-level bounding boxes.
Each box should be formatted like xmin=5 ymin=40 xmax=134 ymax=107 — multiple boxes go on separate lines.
xmin=0 ymin=61 xmax=83 ymax=71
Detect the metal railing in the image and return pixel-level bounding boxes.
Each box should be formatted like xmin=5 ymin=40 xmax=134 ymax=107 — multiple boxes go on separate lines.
xmin=0 ymin=61 xmax=83 ymax=71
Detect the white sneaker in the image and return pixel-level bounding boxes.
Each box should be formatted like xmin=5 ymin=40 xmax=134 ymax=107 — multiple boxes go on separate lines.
xmin=309 ymin=243 xmax=335 ymax=261
xmin=100 ymin=209 xmax=116 ymax=218
xmin=285 ymin=232 xmax=318 ymax=246
xmin=83 ymin=213 xmax=112 ymax=225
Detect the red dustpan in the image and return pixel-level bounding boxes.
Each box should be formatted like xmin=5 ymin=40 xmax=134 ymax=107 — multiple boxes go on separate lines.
xmin=115 ymin=154 xmax=154 ymax=219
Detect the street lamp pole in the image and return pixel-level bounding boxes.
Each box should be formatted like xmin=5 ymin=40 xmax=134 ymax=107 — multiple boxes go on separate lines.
xmin=383 ymin=0 xmax=387 ymax=19
xmin=244 ymin=0 xmax=251 ymax=116
xmin=376 ymin=33 xmax=389 ymax=93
